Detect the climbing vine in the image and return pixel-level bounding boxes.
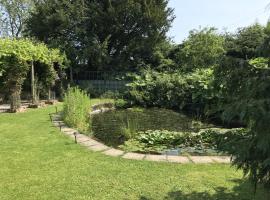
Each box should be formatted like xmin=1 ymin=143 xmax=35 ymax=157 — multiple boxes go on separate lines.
xmin=0 ymin=38 xmax=67 ymax=112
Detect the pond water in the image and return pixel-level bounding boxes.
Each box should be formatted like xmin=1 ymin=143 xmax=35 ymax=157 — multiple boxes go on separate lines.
xmin=91 ymin=108 xmax=215 ymax=148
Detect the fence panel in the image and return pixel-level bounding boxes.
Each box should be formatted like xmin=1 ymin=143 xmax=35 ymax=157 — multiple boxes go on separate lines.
xmin=74 ymin=71 xmax=129 ymax=93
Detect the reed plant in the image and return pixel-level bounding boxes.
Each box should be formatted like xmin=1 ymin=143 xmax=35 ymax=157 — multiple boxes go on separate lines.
xmin=63 ymin=87 xmax=91 ymax=133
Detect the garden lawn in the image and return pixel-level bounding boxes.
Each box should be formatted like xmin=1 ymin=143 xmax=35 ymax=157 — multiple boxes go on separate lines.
xmin=0 ymin=99 xmax=269 ymax=200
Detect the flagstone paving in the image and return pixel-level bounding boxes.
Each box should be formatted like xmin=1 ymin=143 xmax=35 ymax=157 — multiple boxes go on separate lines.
xmin=211 ymin=156 xmax=231 ymax=163
xmin=51 ymin=108 xmax=231 ymax=164
xmin=189 ymin=156 xmax=214 ymax=164
xmin=103 ymin=148 xmax=125 ymax=157
xmin=145 ymin=154 xmax=167 ymax=162
xmin=167 ymin=156 xmax=190 ymax=164
xmin=122 ymin=153 xmax=146 ymax=160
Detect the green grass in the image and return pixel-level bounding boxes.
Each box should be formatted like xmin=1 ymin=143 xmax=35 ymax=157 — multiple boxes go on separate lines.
xmin=0 ymin=99 xmax=269 ymax=200
xmin=89 ymin=98 xmax=114 ymax=105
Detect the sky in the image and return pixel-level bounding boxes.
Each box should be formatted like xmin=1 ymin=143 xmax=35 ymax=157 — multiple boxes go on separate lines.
xmin=168 ymin=0 xmax=270 ymax=43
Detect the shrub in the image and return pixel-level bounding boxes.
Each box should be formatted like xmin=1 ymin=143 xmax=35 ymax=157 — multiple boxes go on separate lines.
xmin=114 ymin=99 xmax=129 ymax=109
xmin=126 ymin=68 xmax=215 ymax=115
xmin=100 ymin=90 xmax=121 ymax=99
xmin=63 ymin=87 xmax=91 ymax=133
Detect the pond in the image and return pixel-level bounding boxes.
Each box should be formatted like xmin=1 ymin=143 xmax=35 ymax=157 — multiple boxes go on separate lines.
xmin=91 ymin=107 xmax=228 ymax=155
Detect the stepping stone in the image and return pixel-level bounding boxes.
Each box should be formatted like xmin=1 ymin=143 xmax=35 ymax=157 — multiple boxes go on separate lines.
xmin=76 ymin=134 xmax=89 ymax=139
xmin=80 ymin=139 xmax=101 ymax=147
xmin=77 ymin=136 xmax=90 ymax=143
xmin=145 ymin=155 xmax=167 ymax=162
xmin=167 ymin=156 xmax=190 ymax=164
xmin=211 ymin=156 xmax=231 ymax=164
xmin=103 ymin=149 xmax=124 ymax=157
xmin=87 ymin=144 xmax=110 ymax=152
xmin=122 ymin=153 xmax=145 ymax=160
xmin=52 ymin=116 xmax=61 ymax=121
xmin=76 ymin=134 xmax=91 ymax=143
xmin=52 ymin=121 xmax=58 ymax=125
xmin=53 ymin=121 xmax=63 ymax=126
xmin=61 ymin=127 xmax=76 ymax=134
xmin=62 ymin=131 xmax=73 ymax=136
xmin=190 ymin=156 xmax=214 ymax=164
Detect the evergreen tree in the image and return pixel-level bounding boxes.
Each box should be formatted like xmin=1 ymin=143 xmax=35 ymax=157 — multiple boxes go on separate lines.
xmin=25 ymin=0 xmax=174 ymax=72
xmin=225 ymin=23 xmax=266 ymax=60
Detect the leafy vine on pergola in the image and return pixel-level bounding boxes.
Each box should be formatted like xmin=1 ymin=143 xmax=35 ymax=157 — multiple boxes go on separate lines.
xmin=0 ymin=38 xmax=67 ymax=112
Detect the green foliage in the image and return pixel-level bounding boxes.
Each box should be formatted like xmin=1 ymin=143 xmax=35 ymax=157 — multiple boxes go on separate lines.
xmin=213 ymin=56 xmax=270 ymax=188
xmin=63 ymin=87 xmax=91 ymax=133
xmin=114 ymin=99 xmax=129 ymax=109
xmin=119 ymin=115 xmax=139 ymax=140
xmin=0 ymin=38 xmax=66 ymax=111
xmin=127 ymin=68 xmax=215 ymax=114
xmin=123 ymin=22 xmax=270 ymax=187
xmin=26 ymin=0 xmax=174 ymax=71
xmin=137 ymin=130 xmax=179 ymax=148
xmin=150 ymin=40 xmax=177 ymax=71
xmin=99 ymin=90 xmax=121 ymax=99
xmin=0 ymin=0 xmax=34 ymax=37
xmin=225 ymin=23 xmax=266 ymax=59
xmin=171 ymin=27 xmax=225 ymax=71
xmin=120 ymin=128 xmax=244 ymax=154
xmin=249 ymin=57 xmax=269 ymax=69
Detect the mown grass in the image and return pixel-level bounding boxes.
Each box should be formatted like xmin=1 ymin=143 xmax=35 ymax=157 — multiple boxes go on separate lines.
xmin=0 ymin=99 xmax=269 ymax=200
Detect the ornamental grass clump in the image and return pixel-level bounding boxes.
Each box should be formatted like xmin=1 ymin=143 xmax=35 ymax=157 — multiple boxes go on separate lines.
xmin=63 ymin=87 xmax=91 ymax=133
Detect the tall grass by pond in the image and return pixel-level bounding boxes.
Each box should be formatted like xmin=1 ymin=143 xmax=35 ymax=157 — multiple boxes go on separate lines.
xmin=63 ymin=87 xmax=91 ymax=133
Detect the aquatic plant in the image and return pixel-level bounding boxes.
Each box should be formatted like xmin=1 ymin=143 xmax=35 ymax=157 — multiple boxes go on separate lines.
xmin=120 ymin=128 xmax=246 ymax=155
xmin=119 ymin=114 xmax=139 ymax=139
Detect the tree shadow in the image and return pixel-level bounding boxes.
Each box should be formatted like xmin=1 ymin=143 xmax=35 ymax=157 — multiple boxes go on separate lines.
xmin=139 ymin=179 xmax=270 ymax=200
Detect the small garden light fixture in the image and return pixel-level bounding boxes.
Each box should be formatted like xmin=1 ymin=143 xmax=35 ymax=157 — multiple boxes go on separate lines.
xmin=73 ymin=132 xmax=78 ymax=144
xmin=49 ymin=113 xmax=52 ymax=122
xmin=58 ymin=121 xmax=62 ymax=131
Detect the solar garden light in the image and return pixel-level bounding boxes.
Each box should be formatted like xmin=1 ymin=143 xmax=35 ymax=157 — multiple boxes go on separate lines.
xmin=73 ymin=132 xmax=78 ymax=144
xmin=49 ymin=113 xmax=52 ymax=122
xmin=58 ymin=121 xmax=62 ymax=131
xmin=55 ymin=106 xmax=58 ymax=113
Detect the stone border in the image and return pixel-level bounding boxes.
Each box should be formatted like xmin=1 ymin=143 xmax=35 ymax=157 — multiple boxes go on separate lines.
xmin=0 ymin=100 xmax=58 ymax=113
xmin=51 ymin=104 xmax=231 ymax=164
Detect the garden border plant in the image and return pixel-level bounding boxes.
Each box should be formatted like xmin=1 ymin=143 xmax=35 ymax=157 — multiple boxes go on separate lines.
xmin=63 ymin=87 xmax=91 ymax=133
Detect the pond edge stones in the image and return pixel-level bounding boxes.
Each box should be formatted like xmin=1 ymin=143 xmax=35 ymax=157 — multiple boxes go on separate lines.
xmin=51 ymin=103 xmax=231 ymax=164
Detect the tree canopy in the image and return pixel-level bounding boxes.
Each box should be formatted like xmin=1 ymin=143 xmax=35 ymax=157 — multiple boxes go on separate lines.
xmin=225 ymin=23 xmax=266 ymax=60
xmin=170 ymin=27 xmax=225 ymax=72
xmin=25 ymin=0 xmax=174 ymax=72
xmin=0 ymin=0 xmax=34 ymax=37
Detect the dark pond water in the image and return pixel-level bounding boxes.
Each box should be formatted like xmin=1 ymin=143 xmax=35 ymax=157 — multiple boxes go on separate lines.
xmin=91 ymin=108 xmax=214 ymax=148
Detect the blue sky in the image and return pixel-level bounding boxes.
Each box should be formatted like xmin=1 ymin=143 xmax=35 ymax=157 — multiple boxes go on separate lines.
xmin=168 ymin=0 xmax=270 ymax=43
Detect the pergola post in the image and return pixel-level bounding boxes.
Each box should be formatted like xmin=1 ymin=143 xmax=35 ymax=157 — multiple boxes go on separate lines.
xmin=31 ymin=61 xmax=37 ymax=104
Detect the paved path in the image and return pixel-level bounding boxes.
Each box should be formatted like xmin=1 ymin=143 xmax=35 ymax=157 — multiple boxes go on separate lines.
xmin=51 ymin=112 xmax=231 ymax=164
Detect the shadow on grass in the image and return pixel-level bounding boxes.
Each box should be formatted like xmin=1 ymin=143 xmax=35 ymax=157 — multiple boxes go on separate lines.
xmin=140 ymin=179 xmax=270 ymax=200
